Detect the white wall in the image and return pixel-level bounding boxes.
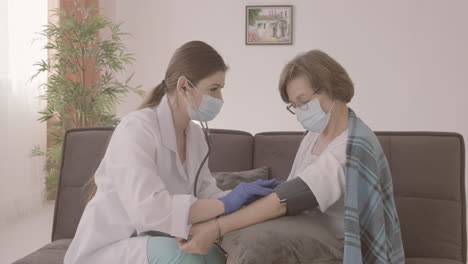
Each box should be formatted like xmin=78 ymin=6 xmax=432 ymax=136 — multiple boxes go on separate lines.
xmin=1 ymin=0 xmax=9 ymax=200
xmin=1 ymin=0 xmax=48 ymax=228
xmin=100 ymin=0 xmax=171 ymax=116
xmin=110 ymin=0 xmax=468 ymax=135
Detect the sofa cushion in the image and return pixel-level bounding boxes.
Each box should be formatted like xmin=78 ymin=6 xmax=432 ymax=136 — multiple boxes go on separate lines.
xmin=212 ymin=166 xmax=269 ymax=191
xmin=221 ymin=214 xmax=343 ymax=264
xmin=13 ymin=239 xmax=71 ymax=264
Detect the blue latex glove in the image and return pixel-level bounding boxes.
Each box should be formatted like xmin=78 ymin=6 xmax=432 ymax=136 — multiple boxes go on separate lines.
xmin=245 ymin=179 xmax=284 ymax=205
xmin=219 ymin=179 xmax=284 ymax=215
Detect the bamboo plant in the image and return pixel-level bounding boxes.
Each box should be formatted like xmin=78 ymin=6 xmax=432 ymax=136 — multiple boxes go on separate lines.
xmin=32 ymin=1 xmax=144 ymax=199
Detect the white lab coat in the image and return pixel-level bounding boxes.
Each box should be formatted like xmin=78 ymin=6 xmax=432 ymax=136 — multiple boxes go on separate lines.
xmin=64 ymin=96 xmax=228 ymax=264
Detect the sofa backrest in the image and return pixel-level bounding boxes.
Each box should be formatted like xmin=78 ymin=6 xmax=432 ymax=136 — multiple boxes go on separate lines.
xmin=378 ymin=132 xmax=465 ymax=262
xmin=52 ymin=128 xmax=466 ymax=263
xmin=52 ymin=128 xmax=113 ymax=241
xmin=208 ymin=129 xmax=253 ymax=172
xmin=253 ymin=132 xmax=304 ymax=180
xmin=52 ymin=128 xmax=253 ymax=242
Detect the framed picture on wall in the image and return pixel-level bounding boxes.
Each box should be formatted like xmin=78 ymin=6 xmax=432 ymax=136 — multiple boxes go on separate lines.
xmin=246 ymin=5 xmax=293 ymax=45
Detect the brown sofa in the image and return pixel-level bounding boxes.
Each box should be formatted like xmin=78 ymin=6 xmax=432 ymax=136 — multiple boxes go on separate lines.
xmin=14 ymin=128 xmax=466 ymax=264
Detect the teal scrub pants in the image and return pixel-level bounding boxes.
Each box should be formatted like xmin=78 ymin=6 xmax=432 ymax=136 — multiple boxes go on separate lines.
xmin=146 ymin=236 xmax=226 ymax=264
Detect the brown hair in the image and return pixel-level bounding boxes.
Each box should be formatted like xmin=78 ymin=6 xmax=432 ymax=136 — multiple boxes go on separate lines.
xmin=85 ymin=41 xmax=228 ymax=202
xmin=278 ymin=50 xmax=354 ymax=103
xmin=139 ymin=40 xmax=229 ymax=109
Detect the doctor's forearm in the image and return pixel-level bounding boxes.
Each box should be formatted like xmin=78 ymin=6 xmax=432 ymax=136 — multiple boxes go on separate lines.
xmin=218 ymin=193 xmax=286 ymax=236
xmin=187 ymin=199 xmax=224 ymax=225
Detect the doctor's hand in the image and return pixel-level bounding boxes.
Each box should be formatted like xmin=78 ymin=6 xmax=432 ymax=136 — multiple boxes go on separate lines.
xmin=219 ymin=179 xmax=283 ymax=215
xmin=178 ymin=220 xmax=218 ymax=255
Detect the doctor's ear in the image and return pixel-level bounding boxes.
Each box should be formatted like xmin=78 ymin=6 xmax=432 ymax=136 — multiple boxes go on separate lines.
xmin=176 ymin=76 xmax=189 ymax=95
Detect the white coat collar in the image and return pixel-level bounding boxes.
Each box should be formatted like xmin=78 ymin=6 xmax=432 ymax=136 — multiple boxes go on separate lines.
xmin=155 ymin=95 xmax=203 ymax=184
xmin=156 ymin=95 xmax=179 ymax=152
xmin=155 ymin=95 xmax=196 ymax=154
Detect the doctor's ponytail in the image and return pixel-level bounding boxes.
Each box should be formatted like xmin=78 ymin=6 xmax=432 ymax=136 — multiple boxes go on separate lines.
xmin=139 ymin=80 xmax=167 ymax=109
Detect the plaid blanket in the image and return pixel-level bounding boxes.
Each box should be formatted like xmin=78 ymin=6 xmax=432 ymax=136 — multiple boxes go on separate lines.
xmin=344 ymin=109 xmax=405 ymax=263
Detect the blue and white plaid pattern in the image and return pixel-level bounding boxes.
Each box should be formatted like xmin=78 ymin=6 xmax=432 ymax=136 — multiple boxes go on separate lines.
xmin=344 ymin=110 xmax=405 ymax=264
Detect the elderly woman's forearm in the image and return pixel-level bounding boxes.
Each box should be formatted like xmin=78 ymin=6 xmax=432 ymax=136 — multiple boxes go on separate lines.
xmin=218 ymin=193 xmax=286 ymax=236
xmin=188 ymin=199 xmax=224 ymax=225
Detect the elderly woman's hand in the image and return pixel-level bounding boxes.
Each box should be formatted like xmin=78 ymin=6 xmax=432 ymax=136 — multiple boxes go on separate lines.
xmin=177 ymin=220 xmax=218 ymax=255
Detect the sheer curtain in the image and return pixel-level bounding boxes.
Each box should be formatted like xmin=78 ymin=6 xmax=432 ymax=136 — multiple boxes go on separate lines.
xmin=1 ymin=0 xmax=48 ymax=228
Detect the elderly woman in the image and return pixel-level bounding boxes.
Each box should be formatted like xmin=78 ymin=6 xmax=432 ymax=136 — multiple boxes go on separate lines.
xmin=179 ymin=50 xmax=405 ymax=264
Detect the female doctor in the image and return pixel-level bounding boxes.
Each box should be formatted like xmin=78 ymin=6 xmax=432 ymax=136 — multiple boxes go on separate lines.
xmin=64 ymin=41 xmax=281 ymax=264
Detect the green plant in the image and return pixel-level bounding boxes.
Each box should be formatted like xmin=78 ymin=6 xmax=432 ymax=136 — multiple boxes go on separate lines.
xmin=248 ymin=9 xmax=261 ymax=26
xmin=32 ymin=1 xmax=144 ymax=200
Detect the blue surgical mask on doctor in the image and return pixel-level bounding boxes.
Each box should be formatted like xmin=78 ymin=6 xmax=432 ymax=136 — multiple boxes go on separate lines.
xmin=295 ymin=97 xmax=335 ymax=133
xmin=184 ymin=79 xmax=224 ymax=122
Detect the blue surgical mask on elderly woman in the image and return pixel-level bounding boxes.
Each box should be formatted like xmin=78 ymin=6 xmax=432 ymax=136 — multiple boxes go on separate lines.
xmin=185 ymin=79 xmax=223 ymax=122
xmin=296 ymin=98 xmax=335 ymax=133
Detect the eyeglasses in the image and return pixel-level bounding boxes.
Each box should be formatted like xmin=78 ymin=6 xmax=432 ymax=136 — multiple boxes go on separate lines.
xmin=286 ymin=97 xmax=315 ymax=115
xmin=286 ymin=91 xmax=319 ymax=115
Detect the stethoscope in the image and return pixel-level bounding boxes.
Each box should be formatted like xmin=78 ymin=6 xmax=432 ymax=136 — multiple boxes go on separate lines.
xmin=193 ymin=121 xmax=212 ymax=198
xmin=145 ymin=123 xmax=215 ymax=244
xmin=190 ymin=122 xmax=229 ymax=258
xmin=182 ymin=84 xmax=212 ymax=198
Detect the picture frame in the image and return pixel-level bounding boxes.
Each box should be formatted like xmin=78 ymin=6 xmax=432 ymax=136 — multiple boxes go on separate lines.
xmin=245 ymin=5 xmax=293 ymax=45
